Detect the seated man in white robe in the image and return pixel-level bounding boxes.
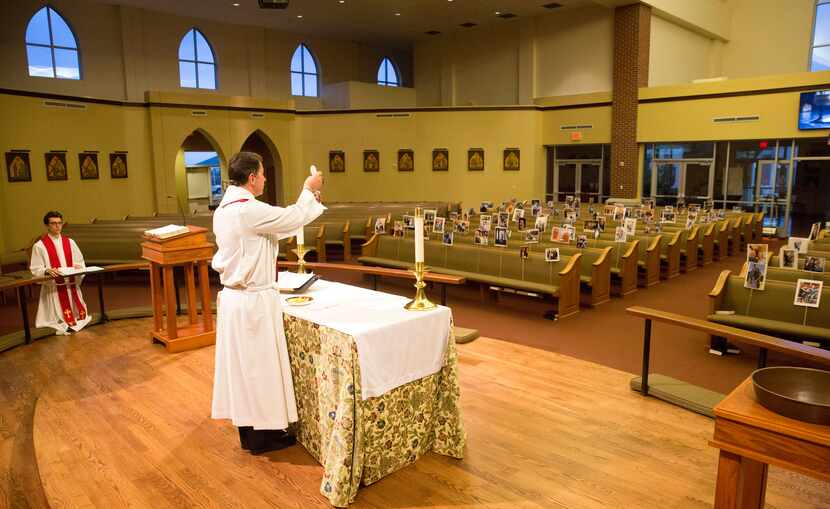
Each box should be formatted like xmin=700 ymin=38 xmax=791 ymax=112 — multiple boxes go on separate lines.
xmin=211 ymin=152 xmax=325 ymax=454
xmin=29 ymin=211 xmax=92 ymax=335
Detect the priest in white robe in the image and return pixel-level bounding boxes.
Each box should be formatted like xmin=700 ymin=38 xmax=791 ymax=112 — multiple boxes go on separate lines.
xmin=29 ymin=211 xmax=92 ymax=335
xmin=211 ymin=151 xmax=325 ymax=454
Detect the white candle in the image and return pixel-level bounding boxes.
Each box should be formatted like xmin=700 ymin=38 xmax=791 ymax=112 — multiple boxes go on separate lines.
xmin=414 ymin=216 xmax=424 ymax=263
xmin=297 ymin=226 xmax=305 ymax=245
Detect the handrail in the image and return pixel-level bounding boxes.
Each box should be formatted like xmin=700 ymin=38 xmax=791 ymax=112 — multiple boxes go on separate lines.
xmin=626 ymin=306 xmax=830 ymax=366
xmin=626 ymin=305 xmax=830 ymax=397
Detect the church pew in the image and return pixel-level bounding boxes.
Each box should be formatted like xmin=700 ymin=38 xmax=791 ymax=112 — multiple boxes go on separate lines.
xmin=596 ymin=232 xmax=662 ymax=287
xmin=359 ymin=234 xmax=581 ymax=319
xmin=285 ymin=225 xmax=327 ymax=263
xmin=708 ymin=271 xmax=830 ymax=346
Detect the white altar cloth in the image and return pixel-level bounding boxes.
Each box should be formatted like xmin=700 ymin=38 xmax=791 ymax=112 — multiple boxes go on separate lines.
xmin=280 ymin=278 xmax=452 ymax=399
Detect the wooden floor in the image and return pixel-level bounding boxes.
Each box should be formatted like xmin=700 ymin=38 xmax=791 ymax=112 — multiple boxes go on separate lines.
xmin=2 ymin=318 xmax=829 ymax=508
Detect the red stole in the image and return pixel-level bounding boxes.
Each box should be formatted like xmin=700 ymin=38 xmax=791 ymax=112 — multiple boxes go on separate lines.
xmin=41 ymin=235 xmax=87 ymax=326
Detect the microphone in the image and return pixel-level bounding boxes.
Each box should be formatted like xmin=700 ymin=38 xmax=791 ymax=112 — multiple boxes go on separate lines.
xmin=166 ymin=195 xmax=187 ymax=226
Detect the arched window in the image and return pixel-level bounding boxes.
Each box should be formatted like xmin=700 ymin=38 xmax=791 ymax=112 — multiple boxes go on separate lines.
xmin=376 ymin=57 xmax=400 ymax=87
xmin=811 ymin=0 xmax=830 ymax=70
xmin=25 ymin=6 xmax=80 ymax=79
xmin=291 ymin=44 xmax=319 ymax=97
xmin=179 ymin=28 xmax=216 ymax=89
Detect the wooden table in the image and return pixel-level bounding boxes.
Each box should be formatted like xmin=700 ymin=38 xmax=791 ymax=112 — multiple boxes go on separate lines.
xmin=710 ymin=377 xmax=830 ymax=508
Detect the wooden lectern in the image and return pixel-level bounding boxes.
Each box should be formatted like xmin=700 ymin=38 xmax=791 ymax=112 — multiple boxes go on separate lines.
xmin=141 ymin=226 xmax=215 ymax=353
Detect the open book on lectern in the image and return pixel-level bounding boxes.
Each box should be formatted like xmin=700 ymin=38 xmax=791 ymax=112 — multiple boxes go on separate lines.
xmin=277 ymin=272 xmax=319 ymax=293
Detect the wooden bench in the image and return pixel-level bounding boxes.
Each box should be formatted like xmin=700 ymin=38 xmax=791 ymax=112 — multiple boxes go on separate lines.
xmin=708 ymin=270 xmax=830 ymax=346
xmin=359 ymin=234 xmax=582 ymax=319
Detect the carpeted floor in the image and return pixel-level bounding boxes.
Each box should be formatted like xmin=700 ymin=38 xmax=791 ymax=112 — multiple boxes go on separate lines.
xmin=1 ymin=245 xmax=812 ymax=396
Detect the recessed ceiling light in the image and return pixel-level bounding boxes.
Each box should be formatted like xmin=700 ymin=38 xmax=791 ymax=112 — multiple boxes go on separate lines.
xmin=339 ymin=0 xmax=344 ymax=3
xmin=232 ymin=2 xmax=239 ymax=5
xmin=395 ymin=12 xmax=400 ymax=16
xmin=495 ymin=11 xmax=500 ymax=15
xmin=297 ymin=14 xmax=303 ymax=18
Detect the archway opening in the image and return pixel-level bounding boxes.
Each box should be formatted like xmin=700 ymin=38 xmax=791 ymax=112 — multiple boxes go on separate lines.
xmin=240 ymin=130 xmax=282 ymax=205
xmin=175 ymin=129 xmax=225 ymax=214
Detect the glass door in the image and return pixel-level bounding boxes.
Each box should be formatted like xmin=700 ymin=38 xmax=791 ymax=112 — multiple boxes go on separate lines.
xmin=579 ymin=163 xmax=601 ymax=202
xmin=557 ymin=163 xmax=577 ymax=202
xmin=756 ymin=160 xmax=789 ymax=231
xmin=683 ymin=163 xmax=712 ymax=204
xmin=653 ymin=162 xmax=681 ymax=206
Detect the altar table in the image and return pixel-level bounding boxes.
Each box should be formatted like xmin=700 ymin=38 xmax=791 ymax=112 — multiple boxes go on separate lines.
xmin=280 ymin=280 xmax=466 ymax=507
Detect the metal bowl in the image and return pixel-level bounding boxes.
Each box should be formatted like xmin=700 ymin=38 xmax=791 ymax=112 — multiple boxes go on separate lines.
xmin=752 ymin=367 xmax=830 ymax=425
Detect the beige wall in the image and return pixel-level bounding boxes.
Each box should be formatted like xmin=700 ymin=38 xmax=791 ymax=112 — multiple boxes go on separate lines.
xmin=720 ymin=0 xmax=814 ymax=80
xmin=638 ymin=71 xmax=830 ymax=142
xmin=649 ymin=15 xmax=717 ymax=86
xmin=414 ymin=6 xmax=615 ymax=106
xmin=322 ymin=82 xmax=416 ymax=109
xmin=298 ymin=109 xmax=546 ymax=207
xmin=0 ymin=0 xmax=412 ymax=104
xmin=0 ymin=93 xmax=155 ymax=251
xmin=534 ymin=5 xmax=614 ymax=98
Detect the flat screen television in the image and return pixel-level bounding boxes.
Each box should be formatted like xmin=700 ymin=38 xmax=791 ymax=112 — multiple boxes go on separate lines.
xmin=798 ymin=90 xmax=830 ymax=130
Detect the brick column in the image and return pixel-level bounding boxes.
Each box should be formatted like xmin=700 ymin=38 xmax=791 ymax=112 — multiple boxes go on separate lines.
xmin=611 ymin=3 xmax=650 ymax=199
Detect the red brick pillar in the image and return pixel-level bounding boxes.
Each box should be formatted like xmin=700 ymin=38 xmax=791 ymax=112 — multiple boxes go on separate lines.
xmin=611 ymin=3 xmax=650 ymax=199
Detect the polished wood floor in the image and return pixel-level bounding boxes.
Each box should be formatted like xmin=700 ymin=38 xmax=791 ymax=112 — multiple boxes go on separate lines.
xmin=2 ymin=317 xmax=829 ymax=508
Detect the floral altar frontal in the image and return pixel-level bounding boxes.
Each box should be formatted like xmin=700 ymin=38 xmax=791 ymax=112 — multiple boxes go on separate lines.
xmin=281 ymin=280 xmax=466 ymax=507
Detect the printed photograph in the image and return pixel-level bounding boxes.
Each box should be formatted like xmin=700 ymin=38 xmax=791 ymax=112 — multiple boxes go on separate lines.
xmin=374 ymin=217 xmax=387 ymax=234
xmin=495 ymin=227 xmax=509 ymax=247
xmin=474 ymin=229 xmax=489 ymax=246
xmin=442 ymin=230 xmax=454 ymax=246
xmin=788 ymin=237 xmax=810 ymax=254
xmin=517 ymin=216 xmax=526 ymax=231
xmin=479 ymin=214 xmax=492 ymax=232
xmin=747 ymin=244 xmax=768 ymax=264
xmin=497 ymin=212 xmax=509 ymax=228
xmin=545 ymin=248 xmax=560 ymax=262
xmin=519 ymin=245 xmax=529 ymax=260
xmin=794 ymin=279 xmax=823 ymax=308
xmin=809 ymin=222 xmax=821 ymax=241
xmin=560 ymin=226 xmax=573 ymax=244
xmin=804 ymin=256 xmax=826 ymax=273
xmin=624 ymin=218 xmax=637 ymax=236
xmin=512 ymin=207 xmax=524 ymax=223
xmin=661 ymin=210 xmax=676 ymax=224
xmin=576 ymin=235 xmax=588 ymax=249
xmin=403 ymin=215 xmax=415 ymax=229
xmin=455 ymin=219 xmax=470 ymax=234
xmin=614 ymin=226 xmax=627 ymax=243
xmin=479 ymin=201 xmax=493 ymax=213
xmin=432 ymin=217 xmax=446 ymax=234
xmin=779 ymin=247 xmax=798 ymax=269
xmin=392 ymin=221 xmax=404 ymax=238
xmin=744 ymin=261 xmax=767 ymax=290
xmin=534 ymin=215 xmax=548 ymax=232
xmin=524 ymin=229 xmax=540 ymax=243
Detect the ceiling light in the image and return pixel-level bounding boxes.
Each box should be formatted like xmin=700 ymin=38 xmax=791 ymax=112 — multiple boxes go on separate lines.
xmin=339 ymin=0 xmax=344 ymax=3
xmin=297 ymin=14 xmax=303 ymax=18
xmin=232 ymin=2 xmax=239 ymax=5
xmin=495 ymin=11 xmax=500 ymax=15
xmin=395 ymin=12 xmax=400 ymax=16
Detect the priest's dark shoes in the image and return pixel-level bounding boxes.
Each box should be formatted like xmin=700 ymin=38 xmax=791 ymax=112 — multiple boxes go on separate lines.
xmin=248 ymin=429 xmax=296 ymax=454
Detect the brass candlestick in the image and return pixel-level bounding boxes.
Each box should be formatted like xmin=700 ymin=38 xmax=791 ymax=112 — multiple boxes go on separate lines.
xmin=296 ymin=243 xmax=308 ymax=274
xmin=404 ymin=264 xmax=436 ymax=311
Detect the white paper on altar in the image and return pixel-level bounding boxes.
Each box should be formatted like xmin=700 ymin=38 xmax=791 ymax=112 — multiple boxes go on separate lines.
xmin=277 ymin=271 xmax=316 ymax=291
xmin=281 ymin=280 xmax=452 ymax=400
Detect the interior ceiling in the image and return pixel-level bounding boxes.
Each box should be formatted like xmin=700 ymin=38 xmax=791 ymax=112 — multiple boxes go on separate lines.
xmin=99 ymin=0 xmax=601 ymax=50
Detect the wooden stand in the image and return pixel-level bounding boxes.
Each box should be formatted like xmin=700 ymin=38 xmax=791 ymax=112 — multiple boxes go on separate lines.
xmin=710 ymin=377 xmax=830 ymax=508
xmin=141 ymin=226 xmax=215 ymax=353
